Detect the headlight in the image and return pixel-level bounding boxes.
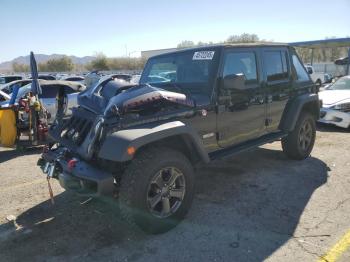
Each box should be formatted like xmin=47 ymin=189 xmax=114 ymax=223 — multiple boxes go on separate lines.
xmin=332 ymin=103 xmax=350 ymax=111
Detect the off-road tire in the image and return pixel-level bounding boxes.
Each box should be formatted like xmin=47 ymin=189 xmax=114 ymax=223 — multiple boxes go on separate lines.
xmin=119 ymin=147 xmax=195 ymax=234
xmin=282 ymin=112 xmax=316 ymax=160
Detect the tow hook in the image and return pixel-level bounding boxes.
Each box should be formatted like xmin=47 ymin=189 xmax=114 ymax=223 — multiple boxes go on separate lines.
xmin=43 ymin=158 xmax=60 ymax=205
xmin=46 ymin=176 xmax=55 ymax=205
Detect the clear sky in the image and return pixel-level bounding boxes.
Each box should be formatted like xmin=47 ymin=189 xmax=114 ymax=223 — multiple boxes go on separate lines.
xmin=1 ymin=0 xmax=350 ymax=62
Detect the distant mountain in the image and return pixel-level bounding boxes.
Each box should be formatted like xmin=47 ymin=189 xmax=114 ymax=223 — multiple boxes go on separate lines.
xmin=0 ymin=54 xmax=96 ymax=72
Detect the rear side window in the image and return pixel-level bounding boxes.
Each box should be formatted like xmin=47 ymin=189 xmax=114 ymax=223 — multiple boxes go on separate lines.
xmin=263 ymin=51 xmax=289 ymax=81
xmin=223 ymin=52 xmax=258 ymax=83
xmin=66 ymin=77 xmax=84 ymax=81
xmin=40 ymin=85 xmax=60 ymax=98
xmin=62 ymin=85 xmax=76 ymax=94
xmin=292 ymin=54 xmax=310 ymax=82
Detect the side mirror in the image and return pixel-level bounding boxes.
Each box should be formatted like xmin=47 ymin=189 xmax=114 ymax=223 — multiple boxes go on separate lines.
xmin=223 ymin=73 xmax=246 ymax=90
xmin=306 ymin=67 xmax=313 ymax=74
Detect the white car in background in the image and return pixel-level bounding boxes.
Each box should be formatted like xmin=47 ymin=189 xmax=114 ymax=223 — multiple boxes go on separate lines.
xmin=0 ymin=80 xmax=86 ymax=122
xmin=0 ymin=79 xmax=32 ymax=94
xmin=318 ymin=75 xmax=350 ymax=129
xmin=305 ymin=65 xmax=326 ymax=87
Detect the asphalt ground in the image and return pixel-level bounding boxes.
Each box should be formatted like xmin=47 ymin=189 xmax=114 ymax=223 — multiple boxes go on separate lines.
xmin=0 ymin=123 xmax=349 ymax=262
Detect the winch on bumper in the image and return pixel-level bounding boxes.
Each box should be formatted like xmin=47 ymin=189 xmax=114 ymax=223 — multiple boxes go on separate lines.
xmin=38 ymin=149 xmax=115 ymax=197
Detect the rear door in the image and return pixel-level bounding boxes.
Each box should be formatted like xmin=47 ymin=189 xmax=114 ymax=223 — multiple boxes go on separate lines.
xmin=261 ymin=47 xmax=292 ymax=132
xmin=217 ymin=47 xmax=266 ymax=147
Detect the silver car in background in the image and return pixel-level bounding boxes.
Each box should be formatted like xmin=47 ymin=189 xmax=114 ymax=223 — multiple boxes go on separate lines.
xmin=0 ymin=80 xmax=86 ymax=122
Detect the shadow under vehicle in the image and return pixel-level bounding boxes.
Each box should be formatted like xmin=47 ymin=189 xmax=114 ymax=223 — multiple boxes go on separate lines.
xmin=38 ymin=43 xmax=320 ymax=234
xmin=0 ymin=147 xmax=328 ymax=261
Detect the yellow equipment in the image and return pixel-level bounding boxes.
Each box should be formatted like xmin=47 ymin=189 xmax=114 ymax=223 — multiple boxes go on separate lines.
xmin=0 ymin=108 xmax=17 ymax=147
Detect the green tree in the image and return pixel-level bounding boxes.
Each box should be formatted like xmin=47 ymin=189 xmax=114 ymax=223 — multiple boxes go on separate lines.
xmin=12 ymin=62 xmax=30 ymax=72
xmin=85 ymin=53 xmax=110 ymax=71
xmin=177 ymin=40 xmax=195 ymax=49
xmin=226 ymin=33 xmax=259 ymax=43
xmin=47 ymin=56 xmax=74 ymax=72
xmin=108 ymin=57 xmax=147 ymax=71
xmin=37 ymin=56 xmax=74 ymax=72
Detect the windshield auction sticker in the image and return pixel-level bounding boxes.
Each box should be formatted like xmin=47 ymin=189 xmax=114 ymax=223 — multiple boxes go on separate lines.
xmin=193 ymin=51 xmax=215 ymax=60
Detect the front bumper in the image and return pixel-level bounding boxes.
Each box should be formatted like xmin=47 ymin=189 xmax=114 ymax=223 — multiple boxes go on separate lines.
xmin=318 ymin=108 xmax=350 ymax=129
xmin=38 ymin=148 xmax=115 ymax=197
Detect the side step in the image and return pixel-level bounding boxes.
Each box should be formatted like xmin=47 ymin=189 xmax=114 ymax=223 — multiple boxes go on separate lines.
xmin=209 ymin=132 xmax=287 ymax=161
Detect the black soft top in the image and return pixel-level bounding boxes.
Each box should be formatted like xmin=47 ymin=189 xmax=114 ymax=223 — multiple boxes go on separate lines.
xmin=150 ymin=42 xmax=290 ymax=59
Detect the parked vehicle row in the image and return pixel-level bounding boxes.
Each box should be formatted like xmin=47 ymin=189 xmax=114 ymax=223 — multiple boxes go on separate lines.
xmin=318 ymin=75 xmax=350 ymax=128
xmin=0 ymin=75 xmax=23 ymax=85
xmin=0 ymin=80 xmax=86 ymax=123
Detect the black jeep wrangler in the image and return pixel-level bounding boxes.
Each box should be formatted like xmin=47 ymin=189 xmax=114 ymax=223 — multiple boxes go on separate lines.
xmin=39 ymin=44 xmax=320 ymax=233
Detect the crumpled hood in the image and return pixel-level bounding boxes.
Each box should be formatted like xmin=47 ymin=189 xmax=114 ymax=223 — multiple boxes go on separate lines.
xmin=104 ymin=84 xmax=194 ymax=115
xmin=319 ymin=90 xmax=350 ymax=107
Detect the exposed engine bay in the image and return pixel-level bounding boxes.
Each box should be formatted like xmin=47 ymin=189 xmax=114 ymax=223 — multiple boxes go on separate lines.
xmin=48 ymin=77 xmax=196 ymax=161
xmin=77 ymin=77 xmax=195 ymax=118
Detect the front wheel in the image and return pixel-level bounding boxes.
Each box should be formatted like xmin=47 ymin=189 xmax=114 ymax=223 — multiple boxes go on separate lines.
xmin=119 ymin=147 xmax=195 ymax=234
xmin=282 ymin=112 xmax=316 ymax=160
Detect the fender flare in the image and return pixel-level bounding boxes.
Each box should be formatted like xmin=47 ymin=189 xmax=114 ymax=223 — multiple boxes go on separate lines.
xmin=98 ymin=121 xmax=210 ymax=163
xmin=279 ymin=93 xmax=320 ymax=132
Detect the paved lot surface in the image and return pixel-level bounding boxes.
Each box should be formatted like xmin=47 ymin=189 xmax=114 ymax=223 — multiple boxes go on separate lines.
xmin=0 ymin=124 xmax=349 ymax=262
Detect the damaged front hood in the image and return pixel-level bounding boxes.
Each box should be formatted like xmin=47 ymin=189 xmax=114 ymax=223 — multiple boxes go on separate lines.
xmin=104 ymin=84 xmax=194 ymax=115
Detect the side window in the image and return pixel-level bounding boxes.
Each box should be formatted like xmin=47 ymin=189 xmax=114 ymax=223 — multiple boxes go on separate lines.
xmin=223 ymin=52 xmax=258 ymax=83
xmin=148 ymin=62 xmax=177 ymax=83
xmin=19 ymin=81 xmax=30 ymax=87
xmin=292 ymin=55 xmax=310 ymax=82
xmin=63 ymin=85 xmax=76 ymax=94
xmin=263 ymin=51 xmax=289 ymax=81
xmin=40 ymin=85 xmax=60 ymax=98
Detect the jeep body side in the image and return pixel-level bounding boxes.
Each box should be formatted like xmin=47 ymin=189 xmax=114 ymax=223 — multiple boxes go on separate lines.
xmin=39 ymin=44 xmax=319 ymax=233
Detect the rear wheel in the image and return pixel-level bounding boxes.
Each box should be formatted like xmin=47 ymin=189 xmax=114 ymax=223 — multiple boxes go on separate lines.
xmin=282 ymin=112 xmax=316 ymax=160
xmin=119 ymin=147 xmax=195 ymax=234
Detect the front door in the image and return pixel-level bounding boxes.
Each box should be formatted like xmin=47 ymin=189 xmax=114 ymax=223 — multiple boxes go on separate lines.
xmin=217 ymin=48 xmax=266 ymax=148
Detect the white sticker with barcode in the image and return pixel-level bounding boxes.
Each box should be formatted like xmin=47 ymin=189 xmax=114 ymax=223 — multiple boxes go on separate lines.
xmin=193 ymin=51 xmax=215 ymax=60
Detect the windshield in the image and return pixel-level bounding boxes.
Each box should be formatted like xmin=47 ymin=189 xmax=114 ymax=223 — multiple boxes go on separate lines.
xmin=140 ymin=48 xmax=220 ymax=94
xmin=0 ymin=78 xmax=6 ymax=85
xmin=328 ymin=77 xmax=350 ymax=90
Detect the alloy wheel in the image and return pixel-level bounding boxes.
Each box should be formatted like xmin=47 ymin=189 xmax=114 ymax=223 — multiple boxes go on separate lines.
xmin=147 ymin=167 xmax=186 ymax=218
xmin=299 ymin=120 xmax=313 ymax=151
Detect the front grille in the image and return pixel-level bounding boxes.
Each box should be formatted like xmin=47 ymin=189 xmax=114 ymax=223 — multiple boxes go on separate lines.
xmin=60 ymin=115 xmax=93 ymax=146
